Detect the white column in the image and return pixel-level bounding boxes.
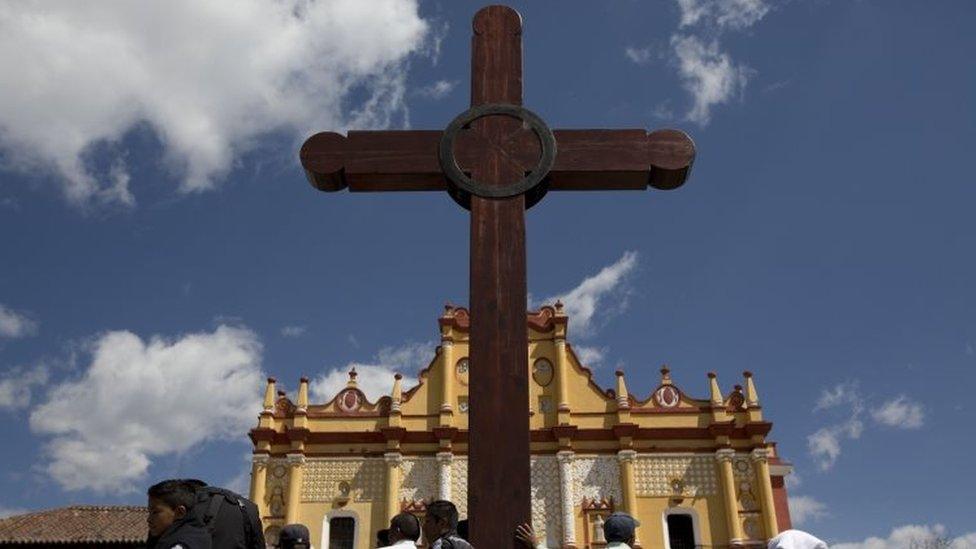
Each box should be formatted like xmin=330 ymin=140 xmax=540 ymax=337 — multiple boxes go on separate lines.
xmin=557 ymin=450 xmax=576 ymax=547
xmin=436 ymin=452 xmax=453 ymax=501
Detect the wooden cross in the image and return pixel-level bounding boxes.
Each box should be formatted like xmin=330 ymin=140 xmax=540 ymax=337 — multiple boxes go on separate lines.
xmin=299 ymin=6 xmax=694 ymax=548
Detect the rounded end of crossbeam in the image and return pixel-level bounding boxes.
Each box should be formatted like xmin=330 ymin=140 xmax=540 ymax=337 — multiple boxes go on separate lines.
xmin=647 ymin=129 xmax=696 ymax=190
xmin=473 ymin=5 xmax=523 ymax=36
xmin=300 ymin=131 xmax=348 ymax=192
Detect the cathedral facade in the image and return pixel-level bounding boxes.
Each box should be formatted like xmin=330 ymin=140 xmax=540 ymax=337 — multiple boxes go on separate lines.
xmin=248 ymin=304 xmax=793 ymax=548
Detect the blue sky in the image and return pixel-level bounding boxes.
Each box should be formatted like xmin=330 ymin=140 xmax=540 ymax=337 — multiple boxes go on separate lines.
xmin=1 ymin=0 xmax=974 ymax=546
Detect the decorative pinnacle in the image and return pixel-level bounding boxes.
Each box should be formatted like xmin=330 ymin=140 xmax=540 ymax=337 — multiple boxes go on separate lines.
xmin=277 ymin=390 xmax=286 ymax=397
xmin=300 ymin=376 xmax=309 ymax=384
xmin=660 ymin=365 xmax=672 ymax=382
xmin=743 ymin=370 xmax=753 ymax=378
xmin=554 ymin=300 xmax=564 ymax=311
xmin=394 ymin=373 xmax=403 ymax=380
xmin=267 ymin=377 xmax=277 ymax=384
xmin=707 ymin=371 xmax=717 ymax=379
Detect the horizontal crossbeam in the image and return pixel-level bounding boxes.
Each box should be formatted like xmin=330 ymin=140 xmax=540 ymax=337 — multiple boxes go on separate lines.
xmin=300 ymin=128 xmax=695 ymax=194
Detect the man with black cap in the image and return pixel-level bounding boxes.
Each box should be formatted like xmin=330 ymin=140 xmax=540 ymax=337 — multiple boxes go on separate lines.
xmin=603 ymin=512 xmax=639 ymax=549
xmin=278 ymin=524 xmax=310 ymax=549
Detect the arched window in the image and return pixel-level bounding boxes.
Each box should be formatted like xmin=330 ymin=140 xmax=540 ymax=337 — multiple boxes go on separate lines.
xmin=328 ymin=516 xmax=355 ymax=549
xmin=662 ymin=509 xmax=700 ymax=549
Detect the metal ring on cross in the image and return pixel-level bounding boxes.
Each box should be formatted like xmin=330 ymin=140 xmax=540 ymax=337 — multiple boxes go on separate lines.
xmin=439 ymin=103 xmax=557 ymax=204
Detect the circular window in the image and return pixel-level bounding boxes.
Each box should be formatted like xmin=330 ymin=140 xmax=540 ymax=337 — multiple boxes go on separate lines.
xmin=337 ymin=389 xmax=362 ymax=413
xmin=532 ymin=358 xmax=554 ymax=386
xmin=654 ymin=385 xmax=680 ymax=408
xmin=456 ymin=358 xmax=470 ymax=386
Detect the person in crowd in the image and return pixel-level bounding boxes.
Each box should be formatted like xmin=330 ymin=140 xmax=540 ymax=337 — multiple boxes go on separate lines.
xmin=421 ymin=500 xmax=473 ymax=549
xmin=277 ymin=524 xmax=310 ymax=549
xmin=378 ymin=513 xmax=421 ymax=548
xmin=147 ymin=480 xmax=211 ymax=549
xmin=456 ymin=520 xmax=469 ymax=543
xmin=376 ymin=528 xmax=391 ymax=547
xmin=602 ymin=512 xmax=639 ymax=549
xmin=768 ymin=529 xmax=829 ymax=549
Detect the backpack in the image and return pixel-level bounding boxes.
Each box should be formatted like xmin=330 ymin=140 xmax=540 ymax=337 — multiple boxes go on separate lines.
xmin=190 ymin=486 xmax=265 ymax=549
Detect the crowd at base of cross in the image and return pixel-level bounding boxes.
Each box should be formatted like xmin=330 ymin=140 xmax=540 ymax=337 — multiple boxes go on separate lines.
xmin=144 ymin=478 xmax=827 ymax=549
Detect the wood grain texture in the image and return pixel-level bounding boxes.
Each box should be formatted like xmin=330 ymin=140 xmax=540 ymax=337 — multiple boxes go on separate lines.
xmin=300 ymin=129 xmax=695 ymax=194
xmin=467 ymin=6 xmax=531 ymax=549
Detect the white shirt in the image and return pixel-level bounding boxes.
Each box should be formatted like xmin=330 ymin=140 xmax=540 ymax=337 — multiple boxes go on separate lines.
xmin=377 ymin=540 xmax=417 ymax=549
xmin=607 ymin=543 xmax=632 ymax=549
xmin=768 ymin=529 xmax=828 ymax=549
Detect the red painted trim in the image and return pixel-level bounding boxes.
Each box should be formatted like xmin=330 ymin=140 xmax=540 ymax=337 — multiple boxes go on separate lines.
xmin=771 ymin=475 xmax=792 ymax=531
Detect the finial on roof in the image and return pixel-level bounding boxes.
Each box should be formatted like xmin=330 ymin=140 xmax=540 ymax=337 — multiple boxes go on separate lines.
xmin=660 ymin=365 xmax=672 ymax=383
xmin=554 ymin=300 xmax=564 ymax=311
xmin=262 ymin=377 xmax=277 ymax=411
xmin=297 ymin=377 xmax=309 ymax=410
xmin=743 ymin=370 xmax=760 ymax=407
xmin=347 ymin=367 xmax=358 ymax=387
xmin=708 ymin=371 xmax=723 ymax=405
xmin=614 ymin=370 xmax=630 ymax=410
xmin=391 ymin=373 xmax=403 ymax=414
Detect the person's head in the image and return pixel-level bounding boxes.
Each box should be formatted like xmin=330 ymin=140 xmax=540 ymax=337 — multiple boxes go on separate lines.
xmin=388 ymin=513 xmax=421 ymax=543
xmin=278 ymin=523 xmax=311 ymax=549
xmin=376 ymin=528 xmax=390 ymax=547
xmin=146 ymin=480 xmax=197 ymax=537
xmin=422 ymin=500 xmax=458 ymax=542
xmin=603 ymin=512 xmax=640 ymax=546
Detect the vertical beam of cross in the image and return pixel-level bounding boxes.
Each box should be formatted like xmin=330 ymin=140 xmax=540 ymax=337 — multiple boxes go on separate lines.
xmin=466 ymin=6 xmax=531 ymax=549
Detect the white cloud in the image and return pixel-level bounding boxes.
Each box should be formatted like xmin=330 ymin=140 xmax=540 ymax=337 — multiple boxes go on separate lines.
xmin=814 ymin=381 xmax=862 ymax=411
xmin=310 ymin=341 xmax=433 ymax=402
xmin=624 ymin=46 xmax=653 ymax=65
xmin=787 ymin=495 xmax=827 ymax=526
xmin=29 ymin=325 xmax=264 ymax=493
xmin=833 ymin=524 xmax=976 ymax=549
xmin=280 ymin=325 xmax=307 ymax=338
xmin=670 ymin=35 xmax=752 ymax=125
xmin=0 ymin=0 xmax=430 ymax=207
xmin=0 ymin=506 xmax=28 ymax=519
xmin=808 ymin=383 xmax=865 ymax=470
xmin=785 ymin=472 xmax=801 ymax=489
xmin=808 ymin=382 xmax=927 ymax=469
xmin=807 ymin=416 xmax=863 ymax=471
xmin=668 ymin=0 xmax=767 ymax=125
xmin=0 ymin=303 xmax=38 ymax=338
xmin=0 ymin=365 xmax=49 ymax=411
xmin=418 ymin=80 xmax=457 ymax=99
xmin=872 ymin=395 xmax=924 ymax=429
xmin=574 ymin=345 xmax=607 ymax=368
xmin=543 ymin=251 xmax=639 ymax=337
xmin=223 ymin=453 xmax=253 ymax=497
xmin=676 ymin=0 xmax=770 ymax=30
